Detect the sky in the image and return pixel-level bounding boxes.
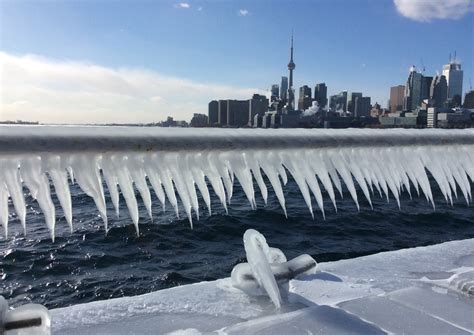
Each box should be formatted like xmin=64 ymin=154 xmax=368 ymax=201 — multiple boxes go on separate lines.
xmin=0 ymin=0 xmax=473 ymax=124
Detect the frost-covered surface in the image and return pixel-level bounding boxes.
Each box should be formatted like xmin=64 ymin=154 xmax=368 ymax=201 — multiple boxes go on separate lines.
xmin=0 ymin=126 xmax=473 ymax=240
xmin=50 ymin=238 xmax=474 ymax=334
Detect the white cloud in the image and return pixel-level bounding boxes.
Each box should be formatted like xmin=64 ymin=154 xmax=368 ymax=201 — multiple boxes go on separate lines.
xmin=197 ymin=6 xmax=203 ymax=11
xmin=176 ymin=2 xmax=190 ymax=9
xmin=0 ymin=52 xmax=265 ymax=124
xmin=238 ymin=9 xmax=249 ymax=16
xmin=394 ymin=0 xmax=473 ymax=22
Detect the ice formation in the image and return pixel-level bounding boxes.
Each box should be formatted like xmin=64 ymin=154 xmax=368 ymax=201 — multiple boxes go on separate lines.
xmin=231 ymin=229 xmax=317 ymax=308
xmin=0 ymin=126 xmax=473 ymax=241
xmin=0 ymin=296 xmax=51 ymax=335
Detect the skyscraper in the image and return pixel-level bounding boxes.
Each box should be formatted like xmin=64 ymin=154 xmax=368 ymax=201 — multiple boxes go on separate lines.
xmin=354 ymin=96 xmax=371 ymax=117
xmin=287 ymin=33 xmax=296 ymax=111
xmin=347 ymin=92 xmax=362 ymax=114
xmin=298 ymin=85 xmax=312 ymax=110
xmin=218 ymin=100 xmax=228 ymax=125
xmin=430 ymin=75 xmax=448 ymax=108
xmin=463 ymin=90 xmax=474 ymax=109
xmin=271 ymin=84 xmax=279 ymax=102
xmin=442 ymin=58 xmax=463 ymax=101
xmin=390 ymin=85 xmax=405 ymax=113
xmin=421 ymin=76 xmax=433 ymax=101
xmin=314 ymin=83 xmax=328 ymax=107
xmin=280 ymin=77 xmax=288 ymax=101
xmin=208 ymin=100 xmax=218 ymax=125
xmin=249 ymin=94 xmax=269 ymax=126
xmin=403 ymin=66 xmax=423 ymax=111
xmin=329 ymin=91 xmax=348 ymax=112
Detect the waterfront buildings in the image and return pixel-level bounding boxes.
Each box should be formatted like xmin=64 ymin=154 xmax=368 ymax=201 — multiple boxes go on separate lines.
xmin=329 ymin=91 xmax=348 ymax=112
xmin=271 ymin=84 xmax=279 ymax=102
xmin=280 ymin=77 xmax=288 ymax=101
xmin=390 ymin=85 xmax=405 ymax=113
xmin=208 ymin=100 xmax=218 ymax=125
xmin=464 ymin=90 xmax=474 ymax=109
xmin=314 ymin=83 xmax=328 ymax=108
xmin=298 ymin=85 xmax=312 ymax=110
xmin=403 ymin=66 xmax=423 ymax=111
xmin=430 ymin=75 xmax=448 ymax=108
xmin=442 ymin=59 xmax=463 ymax=102
xmin=354 ymin=96 xmax=371 ymax=117
xmin=190 ymin=113 xmax=208 ymax=127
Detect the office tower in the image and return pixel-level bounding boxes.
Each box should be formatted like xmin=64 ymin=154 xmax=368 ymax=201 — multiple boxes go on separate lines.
xmin=329 ymin=91 xmax=348 ymax=112
xmin=227 ymin=100 xmax=250 ymax=127
xmin=298 ymin=85 xmax=312 ymax=110
xmin=287 ymin=33 xmax=296 ymax=111
xmin=218 ymin=100 xmax=228 ymax=125
xmin=354 ymin=96 xmax=371 ymax=117
xmin=463 ymin=90 xmax=474 ymax=109
xmin=347 ymin=92 xmax=362 ymax=114
xmin=208 ymin=100 xmax=218 ymax=125
xmin=249 ymin=94 xmax=269 ymax=126
xmin=390 ymin=85 xmax=405 ymax=113
xmin=430 ymin=75 xmax=448 ymax=108
xmin=271 ymin=84 xmax=279 ymax=102
xmin=280 ymin=77 xmax=288 ymax=101
xmin=442 ymin=57 xmax=463 ymax=101
xmin=421 ymin=76 xmax=433 ymax=101
xmin=403 ymin=66 xmax=423 ymax=111
xmin=314 ymin=83 xmax=328 ymax=107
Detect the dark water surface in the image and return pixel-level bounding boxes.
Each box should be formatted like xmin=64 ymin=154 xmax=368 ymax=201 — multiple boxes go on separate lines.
xmin=1 ymin=176 xmax=473 ymax=309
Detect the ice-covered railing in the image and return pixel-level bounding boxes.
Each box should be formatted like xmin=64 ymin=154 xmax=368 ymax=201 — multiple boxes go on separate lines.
xmin=0 ymin=126 xmax=473 ymax=241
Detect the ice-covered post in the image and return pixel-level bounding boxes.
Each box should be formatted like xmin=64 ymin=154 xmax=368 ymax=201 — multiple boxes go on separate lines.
xmin=231 ymin=229 xmax=317 ymax=308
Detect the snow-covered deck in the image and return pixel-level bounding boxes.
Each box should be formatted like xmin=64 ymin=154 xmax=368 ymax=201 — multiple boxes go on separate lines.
xmin=51 ymin=238 xmax=474 ymax=334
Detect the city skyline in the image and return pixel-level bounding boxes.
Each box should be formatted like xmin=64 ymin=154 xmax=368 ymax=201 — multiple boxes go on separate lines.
xmin=1 ymin=0 xmax=473 ymax=124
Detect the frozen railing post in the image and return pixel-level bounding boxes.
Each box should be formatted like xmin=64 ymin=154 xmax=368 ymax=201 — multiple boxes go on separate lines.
xmin=231 ymin=229 xmax=317 ymax=308
xmin=0 ymin=296 xmax=51 ymax=335
xmin=0 ymin=126 xmax=473 ymax=240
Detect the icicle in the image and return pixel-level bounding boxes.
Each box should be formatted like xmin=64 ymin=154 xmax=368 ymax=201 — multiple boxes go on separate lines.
xmin=247 ymin=151 xmax=268 ymax=205
xmin=70 ymin=154 xmax=107 ymax=234
xmin=259 ymin=152 xmax=287 ymax=217
xmin=1 ymin=159 xmax=26 ymax=234
xmin=44 ymin=155 xmax=73 ymax=233
xmin=0 ymin=179 xmax=8 ymax=238
xmin=281 ymin=151 xmax=314 ymax=218
xmin=188 ymin=153 xmax=211 ymax=216
xmin=100 ymin=155 xmax=121 ymax=217
xmin=144 ymin=154 xmax=166 ymax=211
xmin=127 ymin=155 xmax=153 ymax=221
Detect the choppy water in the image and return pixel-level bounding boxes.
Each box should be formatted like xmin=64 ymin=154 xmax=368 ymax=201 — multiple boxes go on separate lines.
xmin=1 ymin=176 xmax=473 ymax=309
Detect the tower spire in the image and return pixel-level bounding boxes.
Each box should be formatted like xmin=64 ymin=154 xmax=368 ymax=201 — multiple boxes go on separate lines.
xmin=287 ymin=31 xmax=296 ymax=111
xmin=290 ymin=30 xmax=294 ymax=62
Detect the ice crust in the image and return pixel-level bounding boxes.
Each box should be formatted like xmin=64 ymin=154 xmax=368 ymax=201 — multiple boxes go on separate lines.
xmin=50 ymin=238 xmax=474 ymax=334
xmin=0 ymin=126 xmax=473 ymax=240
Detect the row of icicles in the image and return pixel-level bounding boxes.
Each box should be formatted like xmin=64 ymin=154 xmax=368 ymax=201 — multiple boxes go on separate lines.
xmin=0 ymin=145 xmax=473 ymax=241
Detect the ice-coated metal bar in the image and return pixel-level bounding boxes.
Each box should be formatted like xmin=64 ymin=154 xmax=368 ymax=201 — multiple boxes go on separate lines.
xmin=1 ymin=126 xmax=473 ymax=153
xmin=0 ymin=125 xmax=473 ymax=241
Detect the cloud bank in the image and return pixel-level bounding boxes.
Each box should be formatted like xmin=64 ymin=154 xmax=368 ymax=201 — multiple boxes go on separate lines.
xmin=394 ymin=0 xmax=473 ymax=22
xmin=0 ymin=52 xmax=264 ymax=124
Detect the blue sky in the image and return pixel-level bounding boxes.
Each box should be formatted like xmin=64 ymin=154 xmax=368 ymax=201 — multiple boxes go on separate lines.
xmin=1 ymin=0 xmax=473 ymax=123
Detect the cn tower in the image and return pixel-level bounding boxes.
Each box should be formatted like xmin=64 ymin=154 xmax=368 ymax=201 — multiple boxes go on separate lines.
xmin=287 ymin=32 xmax=296 ymax=111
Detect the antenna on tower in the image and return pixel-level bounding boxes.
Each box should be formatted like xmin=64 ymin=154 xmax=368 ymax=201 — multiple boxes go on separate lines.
xmin=420 ymin=58 xmax=425 ymax=73
xmin=449 ymin=53 xmax=451 ymax=63
xmin=454 ymin=50 xmax=457 ymax=62
xmin=470 ymin=78 xmax=472 ymax=91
